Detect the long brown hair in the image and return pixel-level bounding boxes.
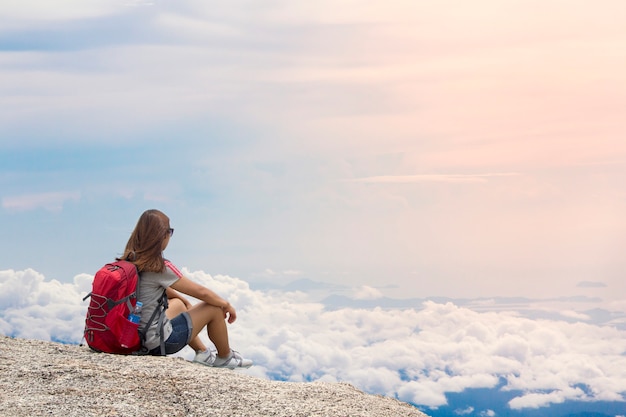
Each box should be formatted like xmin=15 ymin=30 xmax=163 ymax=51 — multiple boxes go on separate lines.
xmin=119 ymin=209 xmax=170 ymax=273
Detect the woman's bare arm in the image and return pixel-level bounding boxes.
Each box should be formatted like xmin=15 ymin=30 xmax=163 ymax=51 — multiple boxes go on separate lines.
xmin=169 ymin=275 xmax=237 ymax=323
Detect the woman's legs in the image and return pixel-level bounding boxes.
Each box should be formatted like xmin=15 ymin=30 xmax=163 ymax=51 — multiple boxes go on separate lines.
xmin=166 ymin=298 xmax=208 ymax=353
xmin=186 ymin=302 xmax=230 ymax=358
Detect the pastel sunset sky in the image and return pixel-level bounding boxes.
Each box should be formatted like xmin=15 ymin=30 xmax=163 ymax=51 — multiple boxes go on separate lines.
xmin=1 ymin=0 xmax=625 ymax=303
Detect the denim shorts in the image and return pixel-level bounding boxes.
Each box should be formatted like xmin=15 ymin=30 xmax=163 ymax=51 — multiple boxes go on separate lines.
xmin=149 ymin=312 xmax=192 ymax=356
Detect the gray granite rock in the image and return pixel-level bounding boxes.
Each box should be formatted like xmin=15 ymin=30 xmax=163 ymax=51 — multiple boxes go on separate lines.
xmin=0 ymin=336 xmax=429 ymax=417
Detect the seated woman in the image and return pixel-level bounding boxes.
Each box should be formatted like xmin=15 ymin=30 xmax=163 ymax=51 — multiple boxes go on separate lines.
xmin=122 ymin=209 xmax=251 ymax=368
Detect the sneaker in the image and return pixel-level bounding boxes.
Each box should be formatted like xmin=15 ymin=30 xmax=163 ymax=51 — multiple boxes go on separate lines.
xmin=193 ymin=349 xmax=216 ymax=366
xmin=211 ymin=350 xmax=253 ymax=369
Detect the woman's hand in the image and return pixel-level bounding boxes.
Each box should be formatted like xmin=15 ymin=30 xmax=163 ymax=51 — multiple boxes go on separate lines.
xmin=222 ymin=303 xmax=237 ymax=323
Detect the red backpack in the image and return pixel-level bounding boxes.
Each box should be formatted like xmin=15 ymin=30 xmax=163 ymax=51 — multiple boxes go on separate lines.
xmin=84 ymin=260 xmax=169 ymax=355
xmin=83 ymin=261 xmax=143 ymax=354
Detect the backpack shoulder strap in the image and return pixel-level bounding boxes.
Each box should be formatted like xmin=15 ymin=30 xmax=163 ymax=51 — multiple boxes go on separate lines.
xmin=136 ymin=289 xmax=169 ymax=355
xmin=156 ymin=290 xmax=168 ymax=356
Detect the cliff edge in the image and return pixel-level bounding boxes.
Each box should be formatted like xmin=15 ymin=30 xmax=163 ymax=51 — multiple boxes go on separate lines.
xmin=0 ymin=336 xmax=429 ymax=417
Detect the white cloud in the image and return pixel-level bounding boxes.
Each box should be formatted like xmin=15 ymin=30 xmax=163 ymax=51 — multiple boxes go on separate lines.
xmin=0 ymin=269 xmax=86 ymax=342
xmin=557 ymin=310 xmax=591 ymax=321
xmin=577 ymin=281 xmax=607 ymax=288
xmin=347 ymin=173 xmax=522 ymax=184
xmin=353 ymin=285 xmax=383 ymax=300
xmin=2 ymin=268 xmax=626 ymax=411
xmin=454 ymin=406 xmax=474 ymax=415
xmin=0 ymin=0 xmax=128 ymax=26
xmin=508 ymin=390 xmax=571 ymax=409
xmin=2 ymin=191 xmax=80 ymax=212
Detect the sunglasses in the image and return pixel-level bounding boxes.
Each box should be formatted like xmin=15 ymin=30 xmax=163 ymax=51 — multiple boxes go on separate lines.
xmin=167 ymin=228 xmax=174 ymax=237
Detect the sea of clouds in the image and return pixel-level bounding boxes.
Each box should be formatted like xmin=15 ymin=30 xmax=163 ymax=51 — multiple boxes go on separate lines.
xmin=2 ymin=268 xmax=626 ymax=415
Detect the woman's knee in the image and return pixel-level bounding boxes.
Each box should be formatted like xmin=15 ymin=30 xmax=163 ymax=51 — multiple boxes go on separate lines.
xmin=165 ymin=298 xmax=188 ymax=319
xmin=188 ymin=302 xmax=222 ymax=325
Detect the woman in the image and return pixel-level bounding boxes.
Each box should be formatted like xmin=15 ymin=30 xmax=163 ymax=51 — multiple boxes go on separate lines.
xmin=121 ymin=209 xmax=251 ymax=368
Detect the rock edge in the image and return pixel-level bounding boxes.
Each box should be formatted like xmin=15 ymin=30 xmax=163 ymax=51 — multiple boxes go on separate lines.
xmin=0 ymin=336 xmax=429 ymax=417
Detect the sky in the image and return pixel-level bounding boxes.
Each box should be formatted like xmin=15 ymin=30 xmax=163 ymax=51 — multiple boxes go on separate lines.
xmin=2 ymin=1 xmax=626 ymax=302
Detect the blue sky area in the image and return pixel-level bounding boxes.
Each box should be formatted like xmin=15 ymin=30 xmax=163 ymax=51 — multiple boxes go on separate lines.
xmin=3 ymin=1 xmax=626 ymax=303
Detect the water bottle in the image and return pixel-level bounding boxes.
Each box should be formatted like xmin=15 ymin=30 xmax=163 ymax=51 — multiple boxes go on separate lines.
xmin=128 ymin=301 xmax=142 ymax=324
xmin=120 ymin=301 xmax=143 ymax=349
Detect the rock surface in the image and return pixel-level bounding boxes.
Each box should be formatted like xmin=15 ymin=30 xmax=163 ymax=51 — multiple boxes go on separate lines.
xmin=0 ymin=336 xmax=429 ymax=417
